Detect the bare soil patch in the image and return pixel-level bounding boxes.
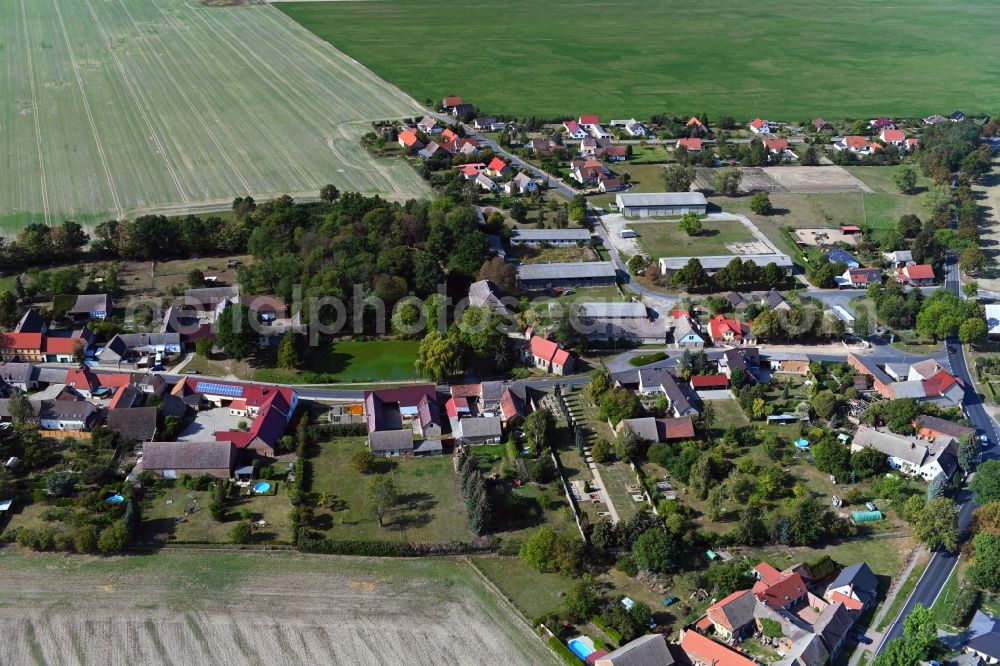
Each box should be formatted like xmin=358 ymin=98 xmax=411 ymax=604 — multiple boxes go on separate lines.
xmin=0 ymin=550 xmax=555 ymax=665
xmin=761 ymin=166 xmax=872 ymax=193
xmin=792 ymin=227 xmax=860 ymax=247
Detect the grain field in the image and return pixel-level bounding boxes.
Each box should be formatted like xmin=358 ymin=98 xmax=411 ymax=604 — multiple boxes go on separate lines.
xmin=0 ymin=549 xmax=556 ymax=665
xmin=0 ymin=0 xmax=428 ymax=234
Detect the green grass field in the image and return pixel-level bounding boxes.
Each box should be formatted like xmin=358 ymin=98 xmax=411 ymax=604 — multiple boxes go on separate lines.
xmin=310 ymin=437 xmax=475 ymax=542
xmin=0 ymin=0 xmax=427 ymax=233
xmin=629 ymin=219 xmax=756 ymax=257
xmin=279 ymin=0 xmax=1000 ymax=120
xmin=255 ymin=339 xmax=421 ymax=383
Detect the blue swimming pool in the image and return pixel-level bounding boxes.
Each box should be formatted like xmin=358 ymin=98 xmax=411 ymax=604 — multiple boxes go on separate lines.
xmin=106 ymin=494 xmax=125 ymax=504
xmin=253 ymin=482 xmax=271 ymax=493
xmin=567 ymin=638 xmax=595 ymax=662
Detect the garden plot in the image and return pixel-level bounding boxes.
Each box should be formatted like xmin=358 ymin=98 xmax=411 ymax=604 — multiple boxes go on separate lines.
xmin=0 ymin=0 xmax=427 ymax=233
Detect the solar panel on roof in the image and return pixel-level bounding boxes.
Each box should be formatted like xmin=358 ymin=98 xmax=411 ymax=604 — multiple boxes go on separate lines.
xmin=195 ymin=381 xmax=244 ymax=397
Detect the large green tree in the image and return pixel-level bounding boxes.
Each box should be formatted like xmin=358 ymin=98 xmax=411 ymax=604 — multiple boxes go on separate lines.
xmin=216 ymin=303 xmax=258 ymax=360
xmin=973 ymin=460 xmax=1000 ymax=503
xmin=914 ymin=497 xmax=959 ymax=551
xmin=415 ymin=330 xmax=462 ymax=382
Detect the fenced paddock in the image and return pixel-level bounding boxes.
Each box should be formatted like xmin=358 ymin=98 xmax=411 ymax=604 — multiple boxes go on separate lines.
xmin=0 ymin=0 xmax=428 ymax=233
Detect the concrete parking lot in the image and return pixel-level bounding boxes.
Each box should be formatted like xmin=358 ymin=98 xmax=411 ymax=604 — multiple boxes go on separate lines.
xmin=178 ymin=407 xmax=243 ymax=441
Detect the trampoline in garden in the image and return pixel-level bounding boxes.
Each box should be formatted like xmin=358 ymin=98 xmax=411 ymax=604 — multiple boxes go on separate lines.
xmin=106 ymin=494 xmax=125 ymax=504
xmin=794 ymin=438 xmax=810 ymax=449
xmin=253 ymin=482 xmax=271 ymax=493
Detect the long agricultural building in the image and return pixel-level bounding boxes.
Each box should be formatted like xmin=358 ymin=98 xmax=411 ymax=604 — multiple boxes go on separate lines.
xmin=510 ymin=228 xmax=592 ymax=245
xmin=659 ymin=254 xmax=795 ymax=275
xmin=616 ymin=192 xmax=707 ymax=217
xmin=517 ymin=261 xmax=618 ymax=290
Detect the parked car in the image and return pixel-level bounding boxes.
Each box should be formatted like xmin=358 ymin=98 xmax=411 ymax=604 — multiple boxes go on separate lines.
xmin=854 ymin=634 xmax=872 ymax=645
xmin=663 ymin=596 xmax=679 ymax=607
xmin=186 ymin=369 xmax=201 ymax=375
xmin=865 ymin=501 xmax=878 ymax=511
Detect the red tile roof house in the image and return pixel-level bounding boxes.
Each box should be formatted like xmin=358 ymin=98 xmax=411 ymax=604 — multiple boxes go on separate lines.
xmin=707 ymin=314 xmax=750 ymax=345
xmin=679 ymin=628 xmax=757 ymax=666
xmin=835 ymin=135 xmax=878 ymax=155
xmin=528 ymin=336 xmax=574 ymax=375
xmin=895 ymin=263 xmax=935 ymax=285
xmin=397 ymin=128 xmax=424 ymax=153
xmin=749 ymin=118 xmax=771 ymax=134
xmin=905 ymin=137 xmax=920 ymax=151
xmin=441 ymin=95 xmax=463 ymax=110
xmin=677 ymin=137 xmax=702 ymax=152
xmin=486 ymin=157 xmax=509 ymax=177
xmin=754 ymin=567 xmax=810 ymax=611
xmin=764 ymin=138 xmax=790 ymax=154
xmin=578 ymin=114 xmax=600 ymax=129
xmin=563 ymin=120 xmax=588 ymax=139
xmin=879 ymin=128 xmax=906 ymax=146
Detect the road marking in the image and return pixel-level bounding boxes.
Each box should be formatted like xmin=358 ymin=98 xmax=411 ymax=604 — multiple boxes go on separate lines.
xmin=928 ymin=555 xmax=960 ymax=610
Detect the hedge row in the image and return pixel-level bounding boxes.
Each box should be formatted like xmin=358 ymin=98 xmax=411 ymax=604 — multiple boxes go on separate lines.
xmin=309 ymin=423 xmax=367 ymax=438
xmin=297 ymin=534 xmax=495 ymax=557
xmin=547 ymin=637 xmax=580 ymax=666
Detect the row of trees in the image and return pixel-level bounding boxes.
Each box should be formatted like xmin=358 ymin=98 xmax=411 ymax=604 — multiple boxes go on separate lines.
xmin=669 ymin=256 xmax=788 ymax=293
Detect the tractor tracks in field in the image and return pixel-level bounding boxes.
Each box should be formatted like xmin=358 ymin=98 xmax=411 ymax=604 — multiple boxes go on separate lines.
xmin=112 ymin=0 xmax=254 ymax=197
xmin=51 ymin=0 xmax=124 ymax=219
xmin=81 ymin=0 xmax=189 ymax=204
xmin=19 ymin=0 xmax=50 ymax=225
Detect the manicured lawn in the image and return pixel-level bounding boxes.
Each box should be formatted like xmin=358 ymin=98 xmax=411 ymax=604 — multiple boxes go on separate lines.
xmin=629 ymin=219 xmax=756 ymax=258
xmin=310 ymin=437 xmax=475 ymax=542
xmin=256 ymin=339 xmax=421 ymax=384
xmin=280 ymin=0 xmax=1000 ymax=120
xmin=472 ymin=556 xmax=574 ymax=619
xmin=707 ymin=398 xmax=750 ymax=439
xmin=141 ymin=481 xmax=294 ymax=544
xmin=844 ymin=165 xmax=931 ymax=195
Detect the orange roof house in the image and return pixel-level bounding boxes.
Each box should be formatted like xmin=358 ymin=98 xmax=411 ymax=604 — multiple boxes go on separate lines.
xmin=764 ymin=138 xmax=789 ymax=152
xmin=895 ymin=264 xmax=935 ymax=284
xmin=679 ymin=629 xmax=757 ymax=666
xmin=677 ymin=137 xmax=702 ymax=151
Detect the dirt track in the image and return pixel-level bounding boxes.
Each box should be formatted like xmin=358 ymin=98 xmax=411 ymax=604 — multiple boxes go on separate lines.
xmin=0 ymin=549 xmax=555 ymax=666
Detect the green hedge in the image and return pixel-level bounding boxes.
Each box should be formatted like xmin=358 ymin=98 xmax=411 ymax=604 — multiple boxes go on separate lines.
xmin=297 ymin=533 xmax=495 ymax=557
xmin=591 ymin=614 xmax=623 ymax=646
xmin=548 ymin=637 xmax=580 ymax=666
xmin=630 ymin=352 xmax=667 ymax=367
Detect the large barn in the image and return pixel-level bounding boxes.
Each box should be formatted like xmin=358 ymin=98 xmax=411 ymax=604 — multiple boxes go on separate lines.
xmin=616 ymin=192 xmax=707 ymax=217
